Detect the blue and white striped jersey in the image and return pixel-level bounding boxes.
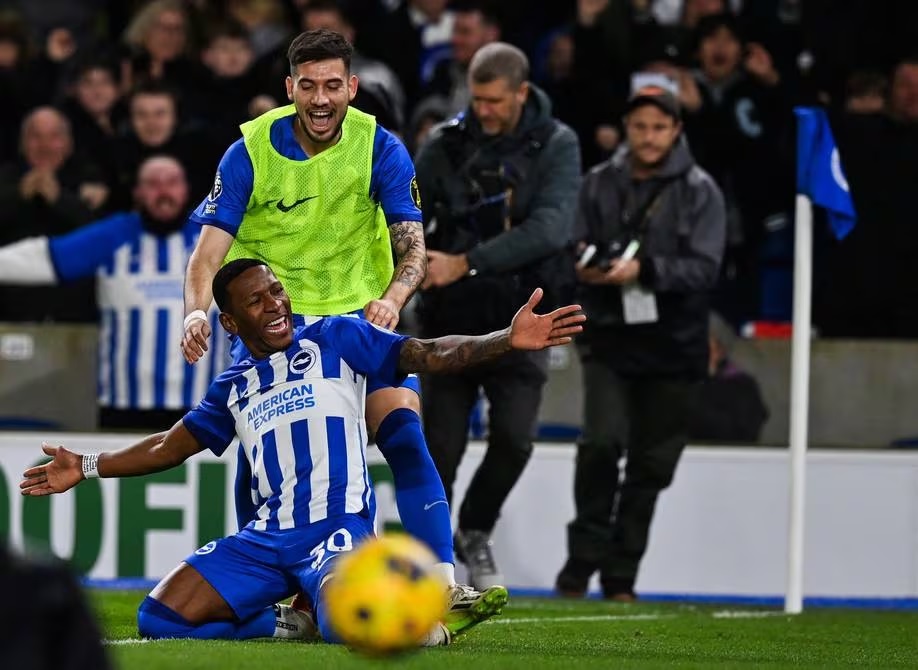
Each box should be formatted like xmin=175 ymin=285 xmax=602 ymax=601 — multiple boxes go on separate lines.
xmin=183 ymin=317 xmax=408 ymax=531
xmin=48 ymin=212 xmax=228 ymax=411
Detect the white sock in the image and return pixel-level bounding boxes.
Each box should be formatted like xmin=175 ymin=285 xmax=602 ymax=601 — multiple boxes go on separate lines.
xmin=419 ymin=622 xmax=450 ymax=647
xmin=434 ymin=562 xmax=456 ymax=586
xmin=273 ymin=604 xmax=317 ymax=640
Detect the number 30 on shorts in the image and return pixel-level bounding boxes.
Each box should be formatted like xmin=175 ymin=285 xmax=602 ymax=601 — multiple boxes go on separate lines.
xmin=308 ymin=528 xmax=354 ymax=569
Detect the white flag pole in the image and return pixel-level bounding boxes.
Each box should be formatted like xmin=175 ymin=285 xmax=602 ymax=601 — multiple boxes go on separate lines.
xmin=785 ymin=193 xmax=813 ymax=614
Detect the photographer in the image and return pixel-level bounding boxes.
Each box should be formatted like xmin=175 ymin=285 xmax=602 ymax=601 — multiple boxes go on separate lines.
xmin=555 ymin=86 xmax=725 ymax=601
xmin=415 ymin=42 xmax=581 ymax=590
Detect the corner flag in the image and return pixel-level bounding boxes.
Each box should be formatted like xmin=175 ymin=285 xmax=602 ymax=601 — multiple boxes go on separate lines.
xmin=794 ymin=107 xmax=857 ymax=239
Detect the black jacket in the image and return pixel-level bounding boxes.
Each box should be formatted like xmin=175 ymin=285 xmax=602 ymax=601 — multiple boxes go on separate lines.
xmin=575 ymin=138 xmax=726 ymax=378
xmin=414 ymin=85 xmax=581 ymax=335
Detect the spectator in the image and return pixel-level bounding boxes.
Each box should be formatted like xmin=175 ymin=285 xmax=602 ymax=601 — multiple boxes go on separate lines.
xmin=191 ymin=20 xmax=265 ymax=148
xmin=889 ymin=57 xmax=918 ymax=125
xmin=564 ymin=1 xmax=633 ymax=169
xmin=0 ymin=106 xmax=102 ymax=323
xmin=844 ymin=70 xmax=887 ymax=115
xmin=121 ymin=0 xmax=197 ymax=95
xmin=555 ymin=86 xmax=725 ymax=601
xmin=816 ymin=58 xmax=918 ymax=338
xmin=0 ymin=156 xmax=227 ymax=430
xmin=682 ymin=13 xmax=791 ymax=324
xmin=415 ymin=42 xmax=581 ymax=589
xmin=687 ymin=312 xmax=769 ymax=442
xmin=115 ymin=80 xmax=218 ymax=206
xmin=630 ymin=0 xmax=731 ymax=69
xmin=419 ymin=0 xmax=501 ymax=117
xmin=60 ymin=56 xmax=126 ymax=211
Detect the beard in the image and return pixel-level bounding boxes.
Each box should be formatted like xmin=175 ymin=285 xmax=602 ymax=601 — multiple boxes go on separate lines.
xmin=631 ymin=146 xmax=670 ymax=172
xmin=296 ymin=108 xmax=346 ymax=148
xmin=140 ymin=202 xmax=187 ymax=236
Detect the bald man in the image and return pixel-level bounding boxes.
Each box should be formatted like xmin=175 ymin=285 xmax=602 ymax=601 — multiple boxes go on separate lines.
xmin=0 ymin=155 xmax=228 ymax=430
xmin=0 ymin=106 xmax=112 ymax=322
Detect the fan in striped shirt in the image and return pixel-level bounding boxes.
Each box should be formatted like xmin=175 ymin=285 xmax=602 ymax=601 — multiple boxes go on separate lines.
xmin=0 ymin=156 xmax=228 ymax=430
xmin=20 ymin=258 xmax=585 ymax=646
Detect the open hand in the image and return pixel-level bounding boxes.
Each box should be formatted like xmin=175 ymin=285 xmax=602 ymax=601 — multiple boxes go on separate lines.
xmin=181 ymin=317 xmax=211 ymax=364
xmin=20 ymin=443 xmax=84 ymax=496
xmin=745 ymin=43 xmax=779 ymax=86
xmin=509 ymin=288 xmax=586 ymax=350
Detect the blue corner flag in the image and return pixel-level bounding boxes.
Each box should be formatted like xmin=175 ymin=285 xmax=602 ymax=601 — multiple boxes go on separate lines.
xmin=795 ymin=107 xmax=857 ymax=239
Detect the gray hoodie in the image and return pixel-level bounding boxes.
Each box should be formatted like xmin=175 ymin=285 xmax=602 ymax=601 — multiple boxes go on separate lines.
xmin=575 ymin=137 xmax=727 ymax=378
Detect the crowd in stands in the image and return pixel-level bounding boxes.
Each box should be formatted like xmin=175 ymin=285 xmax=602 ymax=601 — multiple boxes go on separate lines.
xmin=0 ymin=0 xmax=916 ymax=336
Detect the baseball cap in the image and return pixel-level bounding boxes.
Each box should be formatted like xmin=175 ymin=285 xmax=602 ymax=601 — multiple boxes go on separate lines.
xmin=626 ymin=85 xmax=681 ymax=120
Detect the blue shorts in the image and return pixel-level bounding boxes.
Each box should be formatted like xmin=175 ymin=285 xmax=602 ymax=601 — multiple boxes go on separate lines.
xmin=185 ymin=515 xmax=375 ymax=620
xmin=227 ymin=312 xmax=421 ymax=396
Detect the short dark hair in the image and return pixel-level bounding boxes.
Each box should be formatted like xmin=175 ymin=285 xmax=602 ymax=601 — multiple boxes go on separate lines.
xmin=287 ymin=28 xmax=352 ymax=74
xmin=846 ymin=70 xmax=887 ymax=99
xmin=694 ymin=12 xmax=744 ymax=50
xmin=129 ymin=78 xmax=180 ymax=107
xmin=302 ymin=0 xmax=358 ymax=27
xmin=469 ymin=42 xmax=528 ymax=88
xmin=453 ymin=0 xmax=501 ymax=29
xmin=73 ymin=54 xmax=120 ymax=84
xmin=204 ymin=19 xmax=251 ymax=46
xmin=213 ymin=258 xmax=269 ymax=313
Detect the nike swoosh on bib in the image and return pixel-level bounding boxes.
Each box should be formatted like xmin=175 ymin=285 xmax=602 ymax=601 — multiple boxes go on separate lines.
xmin=276 ymin=195 xmax=318 ymax=212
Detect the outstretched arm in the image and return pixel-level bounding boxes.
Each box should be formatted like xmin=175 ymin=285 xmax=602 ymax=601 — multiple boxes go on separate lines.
xmin=397 ymin=288 xmax=585 ymax=374
xmin=0 ymin=237 xmax=57 ymax=284
xmin=182 ymin=226 xmax=234 ymax=363
xmin=365 ymin=220 xmax=427 ymax=330
xmin=19 ymin=421 xmax=205 ymax=496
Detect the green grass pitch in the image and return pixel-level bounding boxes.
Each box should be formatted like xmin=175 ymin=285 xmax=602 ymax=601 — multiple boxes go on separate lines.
xmin=94 ymin=590 xmax=918 ymax=669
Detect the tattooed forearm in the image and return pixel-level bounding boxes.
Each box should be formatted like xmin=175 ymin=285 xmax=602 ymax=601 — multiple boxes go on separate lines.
xmin=384 ymin=221 xmax=427 ymax=304
xmin=398 ymin=330 xmax=512 ymax=374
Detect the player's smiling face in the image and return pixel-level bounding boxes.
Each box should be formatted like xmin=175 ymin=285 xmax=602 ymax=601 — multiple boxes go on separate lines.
xmin=286 ymin=58 xmax=357 ymax=152
xmin=222 ymin=266 xmax=294 ymax=358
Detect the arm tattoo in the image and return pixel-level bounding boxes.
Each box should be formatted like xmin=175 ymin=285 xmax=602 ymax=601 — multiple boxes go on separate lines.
xmin=398 ymin=330 xmax=512 ymax=374
xmin=388 ymin=221 xmax=427 ymax=295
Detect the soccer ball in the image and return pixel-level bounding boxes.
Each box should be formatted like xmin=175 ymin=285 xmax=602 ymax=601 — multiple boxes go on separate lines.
xmin=323 ymin=533 xmax=447 ymax=655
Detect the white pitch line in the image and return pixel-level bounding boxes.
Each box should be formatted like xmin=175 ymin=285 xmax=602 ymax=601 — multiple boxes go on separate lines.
xmin=101 ymin=610 xmax=787 ymax=643
xmin=711 ymin=610 xmax=790 ymax=619
xmin=489 ymin=613 xmax=674 ymax=625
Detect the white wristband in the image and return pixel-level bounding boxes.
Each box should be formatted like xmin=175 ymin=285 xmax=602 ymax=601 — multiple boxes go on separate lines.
xmin=81 ymin=453 xmax=100 ymax=479
xmin=183 ymin=310 xmax=208 ymax=331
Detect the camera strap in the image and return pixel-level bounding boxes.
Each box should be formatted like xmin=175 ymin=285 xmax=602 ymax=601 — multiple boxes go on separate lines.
xmin=618 ymin=177 xmax=675 ymax=243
